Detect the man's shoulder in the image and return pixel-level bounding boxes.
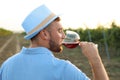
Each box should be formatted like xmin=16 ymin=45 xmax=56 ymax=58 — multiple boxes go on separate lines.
xmin=1 ymin=53 xmax=20 ymax=67
xmin=53 ymin=57 xmax=73 ymax=67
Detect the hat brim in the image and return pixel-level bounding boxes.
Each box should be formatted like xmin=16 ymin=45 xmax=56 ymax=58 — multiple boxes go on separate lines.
xmin=24 ymin=15 xmax=59 ymax=40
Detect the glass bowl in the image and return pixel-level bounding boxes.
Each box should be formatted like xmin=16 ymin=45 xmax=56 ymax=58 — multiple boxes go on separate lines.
xmin=62 ymin=30 xmax=80 ymax=49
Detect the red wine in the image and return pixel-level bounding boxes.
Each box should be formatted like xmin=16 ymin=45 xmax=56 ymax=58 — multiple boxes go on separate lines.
xmin=62 ymin=42 xmax=79 ymax=49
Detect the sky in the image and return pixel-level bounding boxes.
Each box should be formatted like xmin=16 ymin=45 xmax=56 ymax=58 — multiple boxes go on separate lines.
xmin=0 ymin=0 xmax=120 ymax=32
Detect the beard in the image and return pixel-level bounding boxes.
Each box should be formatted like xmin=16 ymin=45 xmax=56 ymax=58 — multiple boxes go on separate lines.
xmin=49 ymin=38 xmax=63 ymax=53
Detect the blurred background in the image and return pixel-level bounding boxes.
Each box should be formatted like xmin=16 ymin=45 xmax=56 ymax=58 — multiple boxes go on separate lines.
xmin=0 ymin=0 xmax=120 ymax=80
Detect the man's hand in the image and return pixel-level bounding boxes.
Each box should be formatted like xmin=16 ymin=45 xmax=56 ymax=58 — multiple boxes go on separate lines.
xmin=79 ymin=41 xmax=109 ymax=80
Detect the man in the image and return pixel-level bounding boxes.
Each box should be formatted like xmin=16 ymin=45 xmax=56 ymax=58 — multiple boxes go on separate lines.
xmin=0 ymin=4 xmax=109 ymax=80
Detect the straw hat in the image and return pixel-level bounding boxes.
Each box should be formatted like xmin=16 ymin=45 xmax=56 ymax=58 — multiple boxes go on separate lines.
xmin=22 ymin=4 xmax=59 ymax=40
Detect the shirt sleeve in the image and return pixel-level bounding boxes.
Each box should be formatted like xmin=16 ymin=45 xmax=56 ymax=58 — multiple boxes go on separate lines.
xmin=62 ymin=61 xmax=90 ymax=80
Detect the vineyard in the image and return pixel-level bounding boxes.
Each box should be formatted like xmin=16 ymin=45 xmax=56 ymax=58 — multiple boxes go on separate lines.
xmin=0 ymin=24 xmax=120 ymax=80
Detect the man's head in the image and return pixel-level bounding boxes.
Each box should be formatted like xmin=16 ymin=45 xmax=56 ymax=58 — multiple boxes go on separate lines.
xmin=22 ymin=4 xmax=60 ymax=40
xmin=22 ymin=5 xmax=65 ymax=52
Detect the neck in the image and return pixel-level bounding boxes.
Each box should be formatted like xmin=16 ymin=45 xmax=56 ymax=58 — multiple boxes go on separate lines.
xmin=30 ymin=39 xmax=49 ymax=48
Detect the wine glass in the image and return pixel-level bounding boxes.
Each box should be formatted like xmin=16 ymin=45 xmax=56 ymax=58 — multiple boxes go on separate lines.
xmin=62 ymin=30 xmax=80 ymax=49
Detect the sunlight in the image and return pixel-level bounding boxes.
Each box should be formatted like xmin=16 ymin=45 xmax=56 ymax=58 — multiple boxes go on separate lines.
xmin=0 ymin=0 xmax=120 ymax=31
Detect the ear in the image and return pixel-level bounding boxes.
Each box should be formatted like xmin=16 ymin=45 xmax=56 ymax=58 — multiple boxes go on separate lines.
xmin=39 ymin=30 xmax=50 ymax=40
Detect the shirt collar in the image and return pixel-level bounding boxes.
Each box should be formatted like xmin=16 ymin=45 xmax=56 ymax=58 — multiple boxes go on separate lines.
xmin=20 ymin=47 xmax=53 ymax=55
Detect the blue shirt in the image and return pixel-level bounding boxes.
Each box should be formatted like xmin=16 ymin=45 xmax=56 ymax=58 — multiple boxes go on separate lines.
xmin=0 ymin=47 xmax=90 ymax=80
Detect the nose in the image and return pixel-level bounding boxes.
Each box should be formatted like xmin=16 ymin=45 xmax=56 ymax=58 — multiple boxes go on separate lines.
xmin=62 ymin=31 xmax=66 ymax=39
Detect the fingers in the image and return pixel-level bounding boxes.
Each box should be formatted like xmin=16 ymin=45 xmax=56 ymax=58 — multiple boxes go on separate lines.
xmin=79 ymin=41 xmax=99 ymax=61
xmin=79 ymin=41 xmax=98 ymax=48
